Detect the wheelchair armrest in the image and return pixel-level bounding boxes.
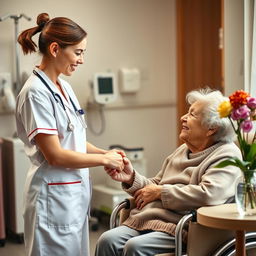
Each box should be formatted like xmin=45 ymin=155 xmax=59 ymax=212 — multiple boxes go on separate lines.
xmin=175 ymin=211 xmax=195 ymax=256
xmin=110 ymin=198 xmax=135 ymax=229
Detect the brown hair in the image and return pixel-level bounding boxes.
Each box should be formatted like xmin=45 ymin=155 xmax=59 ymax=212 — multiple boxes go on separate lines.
xmin=18 ymin=13 xmax=87 ymax=55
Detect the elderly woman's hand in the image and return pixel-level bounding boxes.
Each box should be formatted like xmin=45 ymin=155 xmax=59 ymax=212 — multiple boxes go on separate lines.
xmin=134 ymin=184 xmax=162 ymax=209
xmin=104 ymin=157 xmax=135 ymax=184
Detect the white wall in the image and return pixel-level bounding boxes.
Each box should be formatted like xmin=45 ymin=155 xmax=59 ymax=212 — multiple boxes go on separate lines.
xmin=0 ymin=0 xmax=177 ymax=183
xmin=224 ymin=0 xmax=244 ymax=95
xmin=244 ymin=0 xmax=255 ymax=96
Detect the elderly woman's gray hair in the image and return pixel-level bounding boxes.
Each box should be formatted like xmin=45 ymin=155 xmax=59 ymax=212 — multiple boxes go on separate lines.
xmin=186 ymin=88 xmax=235 ymax=143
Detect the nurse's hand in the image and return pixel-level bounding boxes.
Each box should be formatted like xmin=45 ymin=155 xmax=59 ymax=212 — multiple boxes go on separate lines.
xmin=105 ymin=157 xmax=134 ymax=185
xmin=103 ymin=151 xmax=124 ymax=172
xmin=108 ymin=148 xmax=126 ymax=158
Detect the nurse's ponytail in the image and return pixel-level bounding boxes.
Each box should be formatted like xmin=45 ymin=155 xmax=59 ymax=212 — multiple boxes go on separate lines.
xmin=18 ymin=13 xmax=50 ymax=55
xmin=18 ymin=13 xmax=87 ymax=55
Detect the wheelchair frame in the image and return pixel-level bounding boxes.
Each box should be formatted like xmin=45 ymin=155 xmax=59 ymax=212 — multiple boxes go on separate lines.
xmin=110 ymin=199 xmax=256 ymax=256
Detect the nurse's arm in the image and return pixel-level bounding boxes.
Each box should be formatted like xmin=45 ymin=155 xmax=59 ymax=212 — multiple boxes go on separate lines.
xmin=87 ymin=142 xmax=126 ymax=158
xmin=34 ymin=134 xmax=124 ymax=171
xmin=86 ymin=142 xmax=107 ymax=154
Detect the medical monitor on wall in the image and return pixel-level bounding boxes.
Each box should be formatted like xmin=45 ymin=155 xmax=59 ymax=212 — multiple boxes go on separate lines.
xmin=93 ymin=72 xmax=117 ymax=104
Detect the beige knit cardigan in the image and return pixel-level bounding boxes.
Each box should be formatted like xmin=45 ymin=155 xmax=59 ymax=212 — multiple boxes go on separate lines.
xmin=122 ymin=142 xmax=242 ymax=239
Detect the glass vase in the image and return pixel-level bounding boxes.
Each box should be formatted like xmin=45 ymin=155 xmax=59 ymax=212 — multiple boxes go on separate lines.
xmin=235 ymin=181 xmax=256 ymax=216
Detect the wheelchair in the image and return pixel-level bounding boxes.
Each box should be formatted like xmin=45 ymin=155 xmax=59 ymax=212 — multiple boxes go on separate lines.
xmin=110 ymin=198 xmax=256 ymax=256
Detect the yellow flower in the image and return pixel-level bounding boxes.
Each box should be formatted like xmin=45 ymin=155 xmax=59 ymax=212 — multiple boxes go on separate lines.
xmin=218 ymin=101 xmax=232 ymax=118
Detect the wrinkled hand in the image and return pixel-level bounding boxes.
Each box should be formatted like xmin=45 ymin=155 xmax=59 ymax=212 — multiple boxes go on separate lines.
xmin=105 ymin=157 xmax=134 ymax=184
xmin=134 ymin=184 xmax=162 ymax=209
xmin=103 ymin=150 xmax=124 ymax=172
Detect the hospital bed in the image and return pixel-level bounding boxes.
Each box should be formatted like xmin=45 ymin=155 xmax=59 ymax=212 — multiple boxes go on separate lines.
xmin=110 ymin=198 xmax=256 ymax=256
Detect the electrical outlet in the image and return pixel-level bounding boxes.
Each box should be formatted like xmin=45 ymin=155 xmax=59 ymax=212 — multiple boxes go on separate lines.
xmin=0 ymin=72 xmax=12 ymax=90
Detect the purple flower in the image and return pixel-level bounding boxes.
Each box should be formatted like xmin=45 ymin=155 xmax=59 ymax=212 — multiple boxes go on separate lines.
xmin=247 ymin=97 xmax=256 ymax=109
xmin=241 ymin=120 xmax=253 ymax=133
xmin=231 ymin=105 xmax=251 ymax=120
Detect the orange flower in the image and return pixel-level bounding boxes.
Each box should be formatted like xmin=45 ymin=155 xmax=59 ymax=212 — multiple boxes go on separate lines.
xmin=229 ymin=90 xmax=250 ymax=109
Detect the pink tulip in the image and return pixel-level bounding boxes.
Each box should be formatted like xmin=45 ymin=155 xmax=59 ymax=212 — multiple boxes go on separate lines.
xmin=247 ymin=97 xmax=256 ymax=109
xmin=231 ymin=105 xmax=251 ymax=120
xmin=241 ymin=120 xmax=253 ymax=133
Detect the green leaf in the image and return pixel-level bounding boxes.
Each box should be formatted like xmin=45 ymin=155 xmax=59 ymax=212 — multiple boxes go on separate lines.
xmin=215 ymin=157 xmax=250 ymax=172
xmin=233 ymin=157 xmax=251 ymax=171
xmin=249 ymin=158 xmax=256 ymax=170
xmin=240 ymin=141 xmax=251 ymax=158
xmin=246 ymin=143 xmax=256 ymax=162
xmin=215 ymin=159 xmax=239 ymax=168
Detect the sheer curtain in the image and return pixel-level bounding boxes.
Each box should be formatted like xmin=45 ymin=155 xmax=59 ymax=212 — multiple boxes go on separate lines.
xmin=244 ymin=0 xmax=256 ymax=97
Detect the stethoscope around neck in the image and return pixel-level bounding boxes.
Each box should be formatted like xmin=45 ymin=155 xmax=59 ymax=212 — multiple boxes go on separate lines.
xmin=33 ymin=69 xmax=85 ymax=132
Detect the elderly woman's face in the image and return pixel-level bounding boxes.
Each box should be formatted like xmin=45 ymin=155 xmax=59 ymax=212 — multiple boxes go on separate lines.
xmin=179 ymin=100 xmax=213 ymax=152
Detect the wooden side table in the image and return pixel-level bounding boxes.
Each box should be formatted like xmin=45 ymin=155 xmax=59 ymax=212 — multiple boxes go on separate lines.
xmin=197 ymin=203 xmax=256 ymax=256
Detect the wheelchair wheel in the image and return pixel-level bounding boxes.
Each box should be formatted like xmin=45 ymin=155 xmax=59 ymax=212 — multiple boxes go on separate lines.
xmin=212 ymin=233 xmax=256 ymax=256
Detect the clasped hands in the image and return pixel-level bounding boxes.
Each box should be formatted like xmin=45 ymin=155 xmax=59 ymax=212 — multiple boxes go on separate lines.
xmin=103 ymin=149 xmax=134 ymax=185
xmin=104 ymin=149 xmax=162 ymax=209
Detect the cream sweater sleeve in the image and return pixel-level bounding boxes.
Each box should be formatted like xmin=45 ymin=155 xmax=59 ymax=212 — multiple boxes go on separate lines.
xmin=161 ymin=143 xmax=242 ymax=211
xmin=122 ymin=154 xmax=173 ymax=195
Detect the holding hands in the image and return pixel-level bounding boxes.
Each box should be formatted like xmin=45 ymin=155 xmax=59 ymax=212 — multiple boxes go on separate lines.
xmin=104 ymin=156 xmax=134 ymax=185
xmin=102 ymin=149 xmax=126 ymax=172
xmin=104 ymin=152 xmax=163 ymax=209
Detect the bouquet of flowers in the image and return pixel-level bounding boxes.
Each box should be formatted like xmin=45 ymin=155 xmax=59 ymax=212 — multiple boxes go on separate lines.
xmin=217 ymin=90 xmax=256 ymax=214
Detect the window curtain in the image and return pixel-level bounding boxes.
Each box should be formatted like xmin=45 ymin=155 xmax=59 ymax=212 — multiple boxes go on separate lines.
xmin=244 ymin=0 xmax=256 ymax=97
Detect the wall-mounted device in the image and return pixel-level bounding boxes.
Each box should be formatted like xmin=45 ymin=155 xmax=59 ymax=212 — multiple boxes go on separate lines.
xmin=119 ymin=68 xmax=140 ymax=93
xmin=93 ymin=72 xmax=117 ymax=104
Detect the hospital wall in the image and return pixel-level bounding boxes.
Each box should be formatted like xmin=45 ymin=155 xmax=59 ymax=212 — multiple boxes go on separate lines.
xmin=0 ymin=0 xmax=176 ymax=183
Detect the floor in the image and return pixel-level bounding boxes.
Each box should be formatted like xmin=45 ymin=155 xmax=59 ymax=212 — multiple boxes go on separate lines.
xmin=0 ymin=218 xmax=108 ymax=256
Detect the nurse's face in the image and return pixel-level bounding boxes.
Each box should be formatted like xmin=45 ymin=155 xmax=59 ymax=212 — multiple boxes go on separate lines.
xmin=56 ymin=38 xmax=87 ymax=76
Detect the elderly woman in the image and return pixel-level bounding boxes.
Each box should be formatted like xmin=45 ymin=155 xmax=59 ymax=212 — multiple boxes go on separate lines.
xmin=95 ymin=89 xmax=242 ymax=256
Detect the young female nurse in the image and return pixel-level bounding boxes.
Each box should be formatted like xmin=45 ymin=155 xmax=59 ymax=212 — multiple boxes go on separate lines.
xmin=16 ymin=13 xmax=124 ymax=256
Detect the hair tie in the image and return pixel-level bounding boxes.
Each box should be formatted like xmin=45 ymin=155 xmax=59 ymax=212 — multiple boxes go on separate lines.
xmin=38 ymin=21 xmax=46 ymax=30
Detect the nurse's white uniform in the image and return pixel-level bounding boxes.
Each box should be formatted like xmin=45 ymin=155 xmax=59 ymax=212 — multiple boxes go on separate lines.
xmin=16 ymin=68 xmax=91 ymax=256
